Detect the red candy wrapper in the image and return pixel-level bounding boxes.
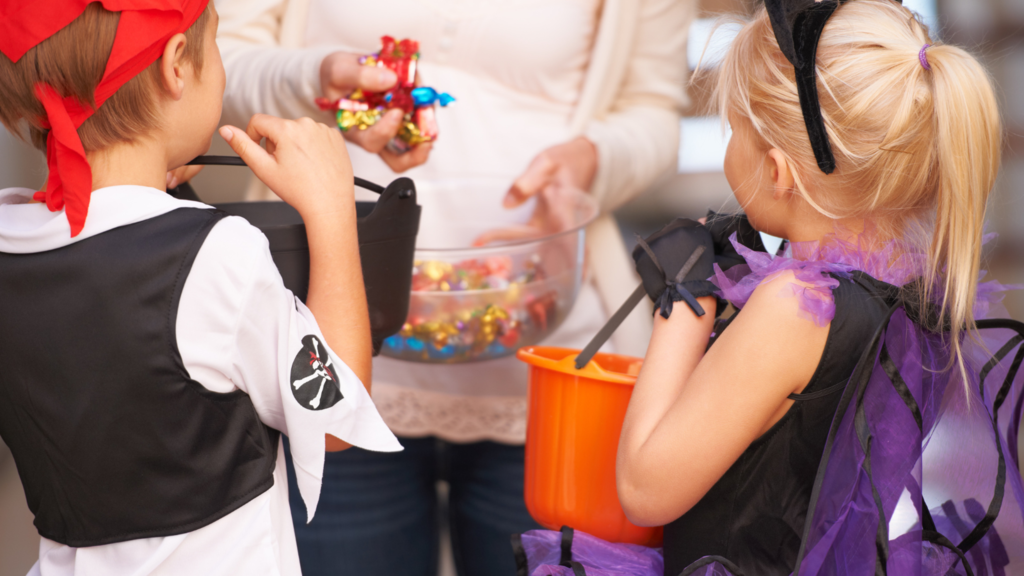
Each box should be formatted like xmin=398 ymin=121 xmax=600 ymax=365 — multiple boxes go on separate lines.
xmin=316 ymin=36 xmax=454 ymax=154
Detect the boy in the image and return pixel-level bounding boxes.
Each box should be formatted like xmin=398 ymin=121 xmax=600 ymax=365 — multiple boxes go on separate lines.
xmin=0 ymin=1 xmax=401 ymax=574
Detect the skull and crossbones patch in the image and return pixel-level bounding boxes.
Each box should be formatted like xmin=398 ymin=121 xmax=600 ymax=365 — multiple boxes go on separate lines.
xmin=290 ymin=335 xmax=343 ymax=410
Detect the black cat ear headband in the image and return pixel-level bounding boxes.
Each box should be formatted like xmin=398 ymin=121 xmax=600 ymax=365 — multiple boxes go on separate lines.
xmin=764 ymin=0 xmax=908 ymax=174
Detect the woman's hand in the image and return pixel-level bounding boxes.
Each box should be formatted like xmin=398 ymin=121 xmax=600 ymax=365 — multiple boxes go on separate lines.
xmin=473 ymin=138 xmax=597 ymax=275
xmin=473 ymin=183 xmax=579 ymax=246
xmin=472 ymin=184 xmax=582 ymax=277
xmin=474 ymin=136 xmax=597 ymax=244
xmin=503 ymin=136 xmax=598 ymax=208
xmin=319 ymin=51 xmax=432 ymax=173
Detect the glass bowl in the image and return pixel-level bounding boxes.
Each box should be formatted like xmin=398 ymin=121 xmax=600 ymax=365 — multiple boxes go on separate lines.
xmin=379 ymin=178 xmax=598 ymax=363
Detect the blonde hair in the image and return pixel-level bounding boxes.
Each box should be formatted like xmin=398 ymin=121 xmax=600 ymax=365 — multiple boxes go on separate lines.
xmin=0 ymin=3 xmax=211 ymax=154
xmin=716 ymin=0 xmax=1002 ymax=379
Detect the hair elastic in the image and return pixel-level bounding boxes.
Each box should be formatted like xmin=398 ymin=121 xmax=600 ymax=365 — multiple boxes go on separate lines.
xmin=919 ymin=44 xmax=932 ymax=71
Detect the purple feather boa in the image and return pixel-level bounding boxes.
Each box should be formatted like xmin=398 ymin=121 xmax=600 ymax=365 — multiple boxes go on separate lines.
xmin=710 ymin=230 xmax=1017 ymax=326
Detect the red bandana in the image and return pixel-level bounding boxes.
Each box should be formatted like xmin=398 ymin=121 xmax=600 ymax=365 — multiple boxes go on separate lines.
xmin=0 ymin=0 xmax=209 ymax=236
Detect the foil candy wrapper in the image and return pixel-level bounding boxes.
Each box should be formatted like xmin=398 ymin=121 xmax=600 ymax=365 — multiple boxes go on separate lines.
xmin=315 ymin=36 xmax=454 ymax=153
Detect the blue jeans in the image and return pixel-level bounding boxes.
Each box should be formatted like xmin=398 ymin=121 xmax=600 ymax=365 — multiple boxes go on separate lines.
xmin=283 ymin=437 xmax=541 ymax=576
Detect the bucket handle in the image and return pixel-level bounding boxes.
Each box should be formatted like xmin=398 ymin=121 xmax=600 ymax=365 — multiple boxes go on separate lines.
xmin=185 ymin=155 xmax=395 ymax=196
xmin=517 ymin=347 xmax=636 ymax=383
xmin=556 ymin=353 xmax=613 ymax=378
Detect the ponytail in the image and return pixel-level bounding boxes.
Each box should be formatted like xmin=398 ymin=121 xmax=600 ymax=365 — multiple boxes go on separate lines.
xmin=716 ymin=0 xmax=1004 ymax=389
xmin=922 ymin=44 xmax=1001 ymax=379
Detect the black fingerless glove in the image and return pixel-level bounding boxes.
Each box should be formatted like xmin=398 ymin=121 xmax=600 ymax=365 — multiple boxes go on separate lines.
xmin=632 ymin=219 xmax=718 ymax=319
xmin=705 ymin=210 xmax=768 ymax=271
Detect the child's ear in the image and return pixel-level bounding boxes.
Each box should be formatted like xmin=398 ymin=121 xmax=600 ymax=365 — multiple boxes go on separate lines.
xmin=157 ymin=33 xmax=189 ymax=101
xmin=766 ymin=148 xmax=796 ymax=201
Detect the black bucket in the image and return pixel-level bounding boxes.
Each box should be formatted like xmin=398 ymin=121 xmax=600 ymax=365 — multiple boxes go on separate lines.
xmin=170 ymin=174 xmax=420 ymax=355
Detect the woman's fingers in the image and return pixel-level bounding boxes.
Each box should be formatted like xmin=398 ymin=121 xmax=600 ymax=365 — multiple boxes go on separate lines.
xmin=404 ymin=142 xmax=433 ymax=168
xmin=358 ymin=64 xmax=398 ymax=92
xmin=539 ymin=183 xmax=581 ymax=230
xmin=505 ymin=153 xmax=558 ymax=208
xmin=320 ymin=51 xmax=397 ymax=102
xmin=380 ymin=142 xmax=433 ymax=173
xmin=343 ymin=109 xmax=404 ymax=153
xmin=504 ymin=138 xmax=597 ymax=208
xmin=472 ymin=224 xmax=543 ymax=247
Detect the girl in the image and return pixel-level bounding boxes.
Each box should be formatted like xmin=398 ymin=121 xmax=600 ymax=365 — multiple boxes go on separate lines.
xmin=518 ymin=0 xmax=1024 ymax=574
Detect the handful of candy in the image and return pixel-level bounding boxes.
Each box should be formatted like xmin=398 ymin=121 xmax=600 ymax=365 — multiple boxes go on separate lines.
xmin=316 ymin=36 xmax=455 ymax=153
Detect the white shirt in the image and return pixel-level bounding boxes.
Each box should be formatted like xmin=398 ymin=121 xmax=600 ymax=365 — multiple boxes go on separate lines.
xmin=0 ymin=185 xmax=402 ymax=576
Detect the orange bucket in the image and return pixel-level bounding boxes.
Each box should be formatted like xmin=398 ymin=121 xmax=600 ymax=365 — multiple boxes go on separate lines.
xmin=517 ymin=346 xmax=662 ymax=547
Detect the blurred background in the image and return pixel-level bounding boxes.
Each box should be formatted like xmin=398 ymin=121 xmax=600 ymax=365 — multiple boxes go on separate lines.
xmin=1 ymin=0 xmax=1021 ymax=574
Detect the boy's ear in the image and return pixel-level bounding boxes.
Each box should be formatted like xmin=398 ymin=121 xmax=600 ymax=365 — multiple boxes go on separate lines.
xmin=766 ymin=148 xmax=796 ymax=201
xmin=157 ymin=33 xmax=189 ymax=101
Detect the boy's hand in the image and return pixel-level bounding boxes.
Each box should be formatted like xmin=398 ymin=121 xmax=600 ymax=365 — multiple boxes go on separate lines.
xmin=221 ymin=115 xmax=373 ymax=397
xmin=165 ymin=165 xmax=203 ymax=190
xmin=219 ymin=115 xmax=354 ymax=219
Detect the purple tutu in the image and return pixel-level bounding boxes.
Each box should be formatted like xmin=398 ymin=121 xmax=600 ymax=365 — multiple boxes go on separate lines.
xmin=512 ymin=526 xmax=741 ymax=575
xmin=513 ymin=527 xmax=663 ymax=576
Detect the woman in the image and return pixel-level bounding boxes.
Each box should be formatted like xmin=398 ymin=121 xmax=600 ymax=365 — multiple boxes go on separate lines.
xmin=216 ymin=0 xmax=694 ymax=574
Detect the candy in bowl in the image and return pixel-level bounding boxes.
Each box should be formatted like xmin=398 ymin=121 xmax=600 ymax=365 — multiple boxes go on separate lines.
xmin=380 ymin=179 xmax=597 ymax=363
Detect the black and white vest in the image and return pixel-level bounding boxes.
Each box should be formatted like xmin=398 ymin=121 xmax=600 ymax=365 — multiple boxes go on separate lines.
xmin=0 ymin=208 xmax=279 ymax=547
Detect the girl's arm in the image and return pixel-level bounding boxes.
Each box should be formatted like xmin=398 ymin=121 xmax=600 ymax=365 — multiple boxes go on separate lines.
xmin=616 ymin=272 xmax=829 ymax=526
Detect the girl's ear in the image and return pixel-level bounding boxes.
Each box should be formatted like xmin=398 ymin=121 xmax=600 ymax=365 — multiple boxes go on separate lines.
xmin=157 ymin=33 xmax=189 ymax=101
xmin=766 ymin=148 xmax=796 ymax=201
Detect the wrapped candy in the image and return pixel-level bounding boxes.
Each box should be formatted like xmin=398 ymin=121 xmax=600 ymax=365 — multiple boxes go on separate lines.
xmin=316 ymin=36 xmax=454 ymax=153
xmin=382 ymin=256 xmax=560 ymax=363
xmin=409 ymin=256 xmax=539 ymax=292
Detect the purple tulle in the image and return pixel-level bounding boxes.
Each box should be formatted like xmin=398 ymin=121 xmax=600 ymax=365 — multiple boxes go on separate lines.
xmin=974 ymin=271 xmax=1020 ymax=321
xmin=517 ymin=529 xmax=663 ymax=576
xmin=517 ymin=527 xmax=742 ymax=576
xmin=709 ymin=228 xmax=922 ymax=327
xmin=709 ymin=229 xmax=1015 ymax=327
xmin=795 ymin=310 xmax=1024 ymax=575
